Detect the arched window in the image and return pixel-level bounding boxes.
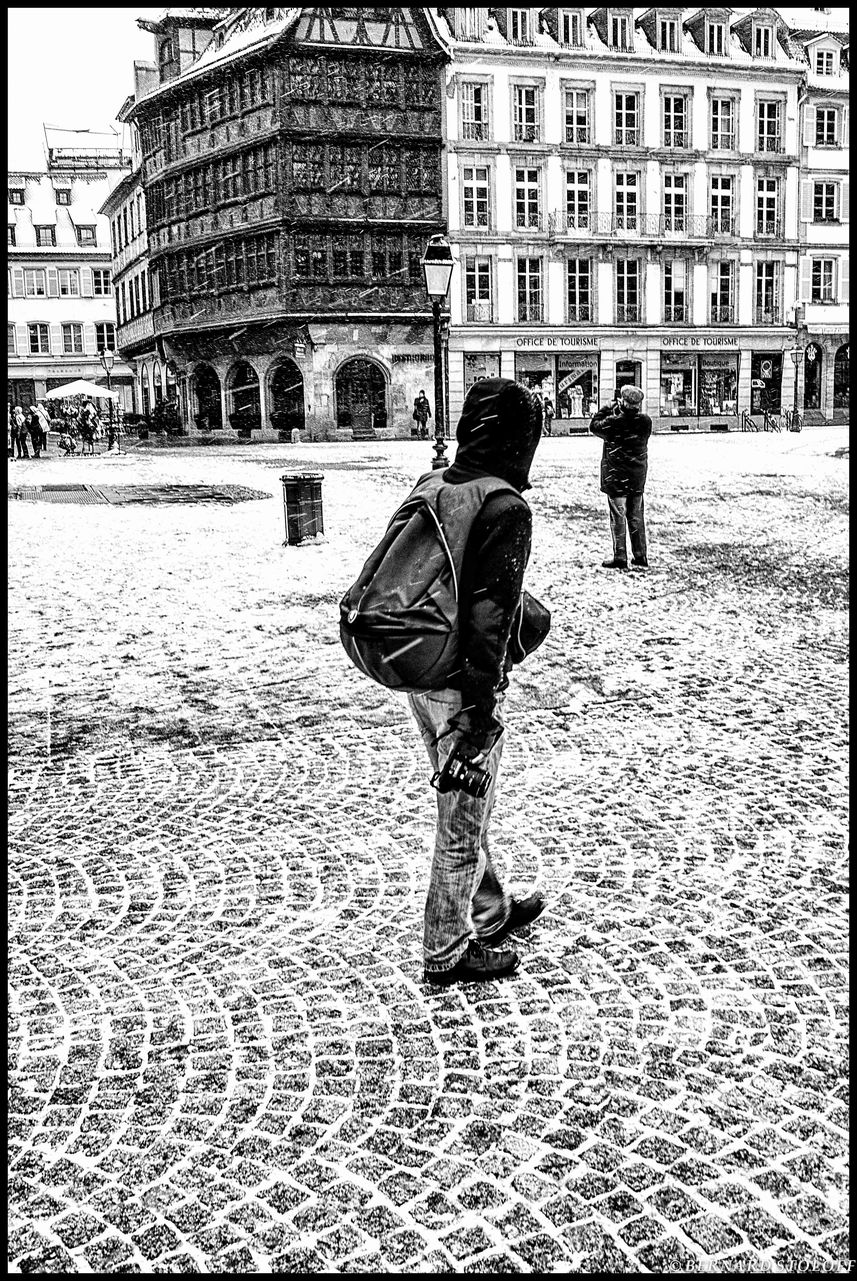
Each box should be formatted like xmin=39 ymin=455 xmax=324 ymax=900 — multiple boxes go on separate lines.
xmin=193 ymin=364 xmax=221 ymax=431
xmin=269 ymin=359 xmax=305 ymax=438
xmin=227 ymin=360 xmax=260 ymax=436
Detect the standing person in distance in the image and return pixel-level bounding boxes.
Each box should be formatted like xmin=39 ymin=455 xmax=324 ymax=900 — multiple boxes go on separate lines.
xmin=589 ymin=385 xmax=652 ymax=570
xmin=12 ymin=405 xmax=29 ymax=459
xmin=412 ymin=389 xmax=432 ymax=440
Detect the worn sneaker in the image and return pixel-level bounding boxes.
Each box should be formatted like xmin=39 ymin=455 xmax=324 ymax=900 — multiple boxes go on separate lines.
xmin=424 ymin=939 xmax=520 ymax=986
xmin=602 ymin=558 xmax=628 ymax=570
xmin=479 ymin=892 xmax=546 ymax=946
xmin=631 ymin=557 xmax=649 ymax=569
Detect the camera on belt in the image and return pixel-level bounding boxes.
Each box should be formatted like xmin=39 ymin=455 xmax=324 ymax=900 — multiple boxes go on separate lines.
xmin=430 ymin=711 xmax=503 ymax=800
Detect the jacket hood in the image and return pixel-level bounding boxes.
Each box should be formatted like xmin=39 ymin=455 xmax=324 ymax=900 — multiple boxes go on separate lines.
xmin=445 ymin=377 xmax=543 ymax=491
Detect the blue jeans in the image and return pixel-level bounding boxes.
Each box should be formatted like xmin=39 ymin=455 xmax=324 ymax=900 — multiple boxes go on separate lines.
xmin=408 ymin=689 xmax=510 ymax=972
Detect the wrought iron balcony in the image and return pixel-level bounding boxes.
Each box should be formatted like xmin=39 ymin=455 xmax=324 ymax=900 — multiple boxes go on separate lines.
xmin=710 ymin=215 xmax=736 ymax=235
xmin=463 ymin=212 xmax=491 ymax=230
xmin=465 ymin=301 xmax=493 ymax=322
xmin=754 ymin=307 xmax=782 ymax=324
xmin=517 ymin=302 xmax=543 ymax=322
xmin=711 ymin=134 xmax=735 ymax=150
xmin=663 ymin=304 xmax=688 ymax=322
xmin=514 ymin=124 xmax=541 ymax=143
xmin=562 ymin=210 xmax=592 ymax=231
xmin=662 ymin=214 xmax=688 ymax=233
xmin=663 ymin=130 xmax=688 ymax=148
xmin=616 ymin=304 xmax=641 ymax=323
xmin=564 ymin=128 xmax=591 ymax=145
xmin=567 ymin=304 xmax=593 ymax=321
xmin=615 ymin=128 xmax=640 ymax=146
xmin=755 ymin=220 xmax=782 ymax=238
xmin=515 ymin=211 xmax=543 ymax=230
xmin=757 ymin=135 xmax=783 ymax=153
xmin=462 ymin=122 xmax=489 ymax=142
xmin=710 ymin=305 xmax=735 ymax=323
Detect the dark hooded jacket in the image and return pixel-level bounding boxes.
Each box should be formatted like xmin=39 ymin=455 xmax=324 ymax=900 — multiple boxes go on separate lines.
xmin=589 ymin=401 xmax=653 ymax=495
xmin=440 ymin=377 xmax=543 ymax=740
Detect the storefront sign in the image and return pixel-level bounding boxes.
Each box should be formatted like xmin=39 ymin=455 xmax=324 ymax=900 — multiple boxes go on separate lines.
xmin=515 ymin=336 xmax=599 ymax=348
xmin=662 ymin=336 xmax=739 ymax=348
xmin=392 ymin=354 xmax=429 ymax=364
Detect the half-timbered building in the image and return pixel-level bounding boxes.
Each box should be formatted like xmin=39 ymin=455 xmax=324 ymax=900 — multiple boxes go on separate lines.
xmin=129 ymin=7 xmax=448 ymax=440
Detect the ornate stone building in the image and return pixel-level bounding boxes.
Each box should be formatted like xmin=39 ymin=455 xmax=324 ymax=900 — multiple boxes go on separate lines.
xmin=439 ymin=6 xmax=825 ymax=431
xmin=128 ymin=7 xmax=448 ymax=440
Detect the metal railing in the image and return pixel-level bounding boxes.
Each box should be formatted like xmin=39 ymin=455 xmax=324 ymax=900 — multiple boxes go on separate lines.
xmin=710 ymin=305 xmax=735 ymax=323
xmin=614 ymin=128 xmax=640 ymax=145
xmin=663 ymin=304 xmax=688 ymax=322
xmin=564 ymin=128 xmax=591 ymax=145
xmin=513 ymin=124 xmax=541 ymax=143
xmin=465 ymin=301 xmax=493 ymax=322
xmin=754 ymin=307 xmax=782 ymax=324
xmin=710 ymin=215 xmax=736 ymax=235
xmin=757 ymin=135 xmax=783 ymax=153
xmin=615 ymin=304 xmax=641 ymax=323
xmin=741 ymin=410 xmax=759 ymax=431
xmin=461 ymin=122 xmax=489 ymax=141
xmin=517 ymin=302 xmax=543 ymax=322
xmin=566 ymin=304 xmax=593 ymax=321
xmin=551 ymin=211 xmax=726 ymax=238
xmin=560 ymin=210 xmax=592 ymax=231
xmin=515 ymin=211 xmax=543 ymax=230
xmin=711 ymin=133 xmax=736 ymax=150
xmin=663 ymin=130 xmax=688 ymax=148
xmin=763 ymin=410 xmax=782 ymax=432
xmin=756 ymin=220 xmax=781 ymax=238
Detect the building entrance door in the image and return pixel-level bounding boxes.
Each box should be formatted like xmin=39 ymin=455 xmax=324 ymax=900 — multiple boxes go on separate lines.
xmin=803 ymin=344 xmax=822 ymax=410
xmin=615 ymin=360 xmax=642 ymax=391
xmin=193 ymin=364 xmax=221 ymax=431
xmin=833 ymin=344 xmax=849 ymax=414
xmin=336 ymin=358 xmax=387 ymax=437
xmin=270 ymin=361 xmax=305 ymax=439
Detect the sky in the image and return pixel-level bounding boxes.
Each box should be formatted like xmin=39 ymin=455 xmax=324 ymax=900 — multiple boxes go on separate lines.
xmin=7 ymin=6 xmax=849 ymax=171
xmin=7 ymin=7 xmax=164 ymax=171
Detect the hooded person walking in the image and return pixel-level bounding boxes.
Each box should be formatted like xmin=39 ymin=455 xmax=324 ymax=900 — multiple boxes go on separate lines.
xmin=589 ymin=385 xmax=652 ymax=570
xmin=405 ymin=377 xmax=550 ymax=985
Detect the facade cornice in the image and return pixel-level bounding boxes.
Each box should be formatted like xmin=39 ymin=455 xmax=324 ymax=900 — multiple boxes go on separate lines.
xmin=446 ymin=45 xmax=807 ymax=82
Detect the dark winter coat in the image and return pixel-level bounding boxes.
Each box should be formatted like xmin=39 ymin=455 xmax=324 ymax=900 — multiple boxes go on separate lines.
xmin=589 ymin=403 xmax=653 ymax=495
xmin=441 ymin=377 xmax=544 ymax=740
xmin=412 ymin=395 xmax=431 ymax=423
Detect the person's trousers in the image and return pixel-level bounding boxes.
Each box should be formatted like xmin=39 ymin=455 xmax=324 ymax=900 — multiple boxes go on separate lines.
xmin=607 ymin=492 xmax=647 ymax=562
xmin=408 ymin=689 xmax=510 ymax=972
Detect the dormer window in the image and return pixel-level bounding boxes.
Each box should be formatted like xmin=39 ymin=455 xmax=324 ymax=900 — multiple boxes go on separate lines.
xmin=458 ymin=8 xmax=481 ymax=40
xmin=706 ymin=20 xmax=726 ymax=55
xmin=55 ymin=189 xmax=71 ymax=206
xmin=659 ymin=16 xmax=679 ymax=53
xmin=610 ymin=12 xmax=632 ymax=51
xmin=8 ymin=188 xmax=24 ymax=205
xmin=509 ymin=8 xmax=531 ymax=44
xmin=753 ymin=23 xmax=774 ymax=59
xmin=559 ymin=9 xmax=583 ymax=47
xmin=815 ymin=49 xmax=835 ymax=75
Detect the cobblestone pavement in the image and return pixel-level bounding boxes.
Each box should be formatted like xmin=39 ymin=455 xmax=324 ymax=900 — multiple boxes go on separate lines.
xmin=8 ymin=432 xmax=849 ymax=1274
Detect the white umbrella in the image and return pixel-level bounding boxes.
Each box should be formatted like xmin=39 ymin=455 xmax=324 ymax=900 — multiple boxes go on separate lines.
xmin=45 ymin=379 xmax=119 ymax=400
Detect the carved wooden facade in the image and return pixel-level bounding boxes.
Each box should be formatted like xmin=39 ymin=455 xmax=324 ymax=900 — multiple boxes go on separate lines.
xmin=133 ymin=8 xmax=446 ymax=338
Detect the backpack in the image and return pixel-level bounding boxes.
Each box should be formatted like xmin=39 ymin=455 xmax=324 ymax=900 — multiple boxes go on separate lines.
xmin=340 ymin=470 xmax=519 ymax=692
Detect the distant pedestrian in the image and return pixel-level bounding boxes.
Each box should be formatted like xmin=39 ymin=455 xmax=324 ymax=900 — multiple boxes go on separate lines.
xmin=12 ymin=405 xmax=29 ymax=458
xmin=412 ymin=390 xmax=431 ymax=440
xmin=26 ymin=406 xmax=43 ymax=457
xmin=58 ymin=429 xmax=77 ymax=456
xmin=34 ymin=402 xmax=52 ymax=454
xmin=8 ymin=406 xmax=14 ymax=459
xmin=542 ymin=396 xmax=554 ymax=436
xmin=79 ymin=416 xmax=96 ymax=455
xmin=589 ymin=385 xmax=652 ymax=570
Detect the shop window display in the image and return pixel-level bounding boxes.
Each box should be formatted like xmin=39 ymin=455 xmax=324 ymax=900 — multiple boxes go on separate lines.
xmin=556 ymin=355 xmax=599 ymax=418
xmin=699 ymin=353 xmax=738 ymax=415
xmin=660 ymin=352 xmax=696 ymax=415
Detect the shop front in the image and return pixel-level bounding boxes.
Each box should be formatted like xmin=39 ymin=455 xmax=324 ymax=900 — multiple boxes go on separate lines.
xmin=750 ymin=352 xmax=783 ymax=414
xmin=660 ymin=351 xmax=739 ymax=419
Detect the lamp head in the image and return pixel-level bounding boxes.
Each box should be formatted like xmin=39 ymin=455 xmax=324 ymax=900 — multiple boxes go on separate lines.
xmin=421 ymin=234 xmax=454 ymax=301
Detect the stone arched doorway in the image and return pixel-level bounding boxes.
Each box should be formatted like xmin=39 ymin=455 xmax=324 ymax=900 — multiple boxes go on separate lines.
xmin=269 ymin=360 xmax=305 ymax=440
xmin=803 ymin=343 xmax=822 ymax=410
xmin=227 ymin=361 xmax=260 ymax=437
xmin=335 ymin=357 xmax=388 ymax=437
xmin=193 ymin=363 xmax=222 ymax=432
xmin=833 ymin=344 xmax=849 ymax=414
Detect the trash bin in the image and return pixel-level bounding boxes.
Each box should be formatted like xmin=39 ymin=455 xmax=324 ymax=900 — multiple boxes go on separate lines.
xmin=281 ymin=472 xmax=324 ymax=545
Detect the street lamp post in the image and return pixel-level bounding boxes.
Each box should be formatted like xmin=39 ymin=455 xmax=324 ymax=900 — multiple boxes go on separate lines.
xmin=100 ymin=348 xmax=118 ymax=453
xmin=790 ymin=341 xmax=801 ymax=431
xmin=421 ymin=234 xmax=455 ymax=470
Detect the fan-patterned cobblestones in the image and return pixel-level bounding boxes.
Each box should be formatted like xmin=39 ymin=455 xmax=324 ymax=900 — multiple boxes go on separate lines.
xmin=8 ymin=432 xmax=848 ymax=1273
